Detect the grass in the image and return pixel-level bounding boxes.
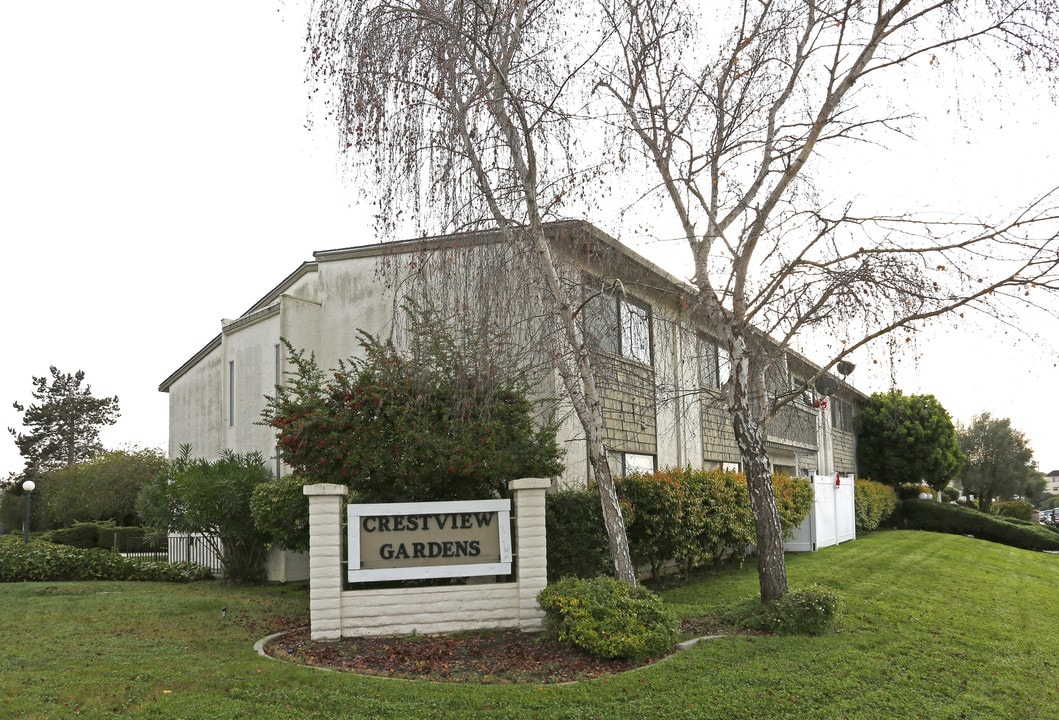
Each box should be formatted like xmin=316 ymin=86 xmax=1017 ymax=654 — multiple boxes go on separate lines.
xmin=3 ymin=529 xmax=1058 ymax=719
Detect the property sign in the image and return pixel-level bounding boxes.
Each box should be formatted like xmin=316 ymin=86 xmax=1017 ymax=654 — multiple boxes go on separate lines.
xmin=347 ymin=499 xmax=512 ymax=582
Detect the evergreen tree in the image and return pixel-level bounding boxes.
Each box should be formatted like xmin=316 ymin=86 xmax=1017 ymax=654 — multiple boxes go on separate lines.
xmin=856 ymin=392 xmax=963 ymax=491
xmin=958 ymin=413 xmax=1036 ymax=513
xmin=9 ymin=367 xmax=120 ymax=475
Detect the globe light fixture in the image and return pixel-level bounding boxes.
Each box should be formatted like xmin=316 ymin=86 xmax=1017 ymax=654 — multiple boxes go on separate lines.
xmin=22 ymin=480 xmax=35 ymax=545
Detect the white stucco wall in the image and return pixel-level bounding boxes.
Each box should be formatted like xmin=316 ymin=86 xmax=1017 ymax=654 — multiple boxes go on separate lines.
xmin=223 ymin=309 xmax=283 ymax=461
xmin=167 ymin=346 xmax=225 ymax=459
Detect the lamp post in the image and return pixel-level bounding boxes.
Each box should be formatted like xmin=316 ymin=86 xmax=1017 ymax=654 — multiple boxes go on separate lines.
xmin=22 ymin=480 xmax=35 ymax=545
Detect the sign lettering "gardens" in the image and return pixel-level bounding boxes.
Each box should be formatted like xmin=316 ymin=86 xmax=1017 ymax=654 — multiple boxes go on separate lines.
xmin=347 ymin=500 xmax=513 ymax=582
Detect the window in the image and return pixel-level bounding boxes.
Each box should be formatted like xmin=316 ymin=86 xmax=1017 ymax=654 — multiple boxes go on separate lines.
xmin=228 ymin=360 xmax=235 ymax=427
xmin=791 ymin=375 xmax=814 ymax=406
xmin=698 ymin=337 xmax=731 ymax=389
xmin=607 ymin=450 xmax=656 ymax=478
xmin=584 ymin=287 xmax=653 ymax=365
xmin=831 ymin=397 xmax=855 ymax=432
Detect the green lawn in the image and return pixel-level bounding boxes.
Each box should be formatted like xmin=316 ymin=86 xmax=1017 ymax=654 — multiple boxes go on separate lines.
xmin=3 ymin=530 xmax=1057 ymax=719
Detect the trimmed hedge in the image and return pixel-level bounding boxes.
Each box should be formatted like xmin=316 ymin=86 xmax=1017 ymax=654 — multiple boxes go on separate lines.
xmin=546 ymin=467 xmax=814 ymax=582
xmin=545 ymin=489 xmax=613 ymax=580
xmin=900 ymin=499 xmax=1059 ymax=552
xmin=537 ymin=577 xmax=677 ymax=660
xmin=854 ymin=479 xmax=899 ymax=532
xmin=44 ymin=523 xmax=160 ymax=552
xmin=0 ymin=536 xmax=214 ymax=582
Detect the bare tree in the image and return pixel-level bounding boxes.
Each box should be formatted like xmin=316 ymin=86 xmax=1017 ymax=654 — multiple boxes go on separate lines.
xmin=307 ymin=0 xmax=639 ymax=582
xmin=596 ymin=0 xmax=1059 ymax=600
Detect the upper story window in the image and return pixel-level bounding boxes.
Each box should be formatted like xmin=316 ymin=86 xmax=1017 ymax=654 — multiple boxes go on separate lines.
xmin=790 ymin=374 xmax=815 ymax=406
xmin=698 ymin=336 xmax=731 ymax=389
xmin=831 ymin=396 xmax=855 ymax=432
xmin=583 ymin=288 xmax=653 ymax=366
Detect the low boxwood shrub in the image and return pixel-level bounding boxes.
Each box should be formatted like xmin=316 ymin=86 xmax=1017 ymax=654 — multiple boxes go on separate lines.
xmin=733 ymin=584 xmax=840 ymax=636
xmin=0 ymin=536 xmax=214 ymax=582
xmin=854 ymin=479 xmax=899 ymax=532
xmin=941 ymin=486 xmax=960 ymax=503
xmin=901 ymin=499 xmax=1059 ymax=551
xmin=537 ymin=577 xmax=677 ymax=660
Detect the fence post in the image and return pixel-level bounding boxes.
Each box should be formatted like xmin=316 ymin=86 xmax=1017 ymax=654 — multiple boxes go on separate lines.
xmin=509 ymin=477 xmax=551 ymax=630
xmin=303 ymin=484 xmax=348 ymax=640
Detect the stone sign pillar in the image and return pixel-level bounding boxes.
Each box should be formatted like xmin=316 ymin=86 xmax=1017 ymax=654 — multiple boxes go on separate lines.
xmin=509 ymin=477 xmax=550 ymax=628
xmin=303 ymin=483 xmax=348 ymax=640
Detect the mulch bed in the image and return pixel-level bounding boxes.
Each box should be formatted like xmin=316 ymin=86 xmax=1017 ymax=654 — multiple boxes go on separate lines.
xmin=263 ymin=617 xmax=725 ymax=683
xmin=264 ymin=627 xmax=639 ymax=684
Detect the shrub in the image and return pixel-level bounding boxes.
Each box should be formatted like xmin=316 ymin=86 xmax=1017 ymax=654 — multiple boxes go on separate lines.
xmin=0 ymin=536 xmax=213 ymax=582
xmin=262 ymin=323 xmax=563 ymax=505
xmin=941 ymin=486 xmax=960 ymax=503
xmin=618 ymin=472 xmax=693 ymax=580
xmin=854 ymin=479 xmax=899 ymax=532
xmin=250 ymin=475 xmax=312 ymax=554
xmin=619 ymin=468 xmax=809 ymax=580
xmin=735 ymin=584 xmax=840 ymax=636
xmin=545 ymin=489 xmax=611 ymax=581
xmin=898 ymin=483 xmax=935 ymax=500
xmin=137 ymin=448 xmax=273 ymax=584
xmin=45 ymin=522 xmax=100 ymax=549
xmin=537 ymin=577 xmax=677 ymax=660
xmin=772 ymin=472 xmax=814 ymax=537
xmin=900 ymin=499 xmax=1059 ymax=551
xmin=544 ymin=468 xmax=813 ymax=582
xmin=993 ymin=500 xmax=1033 ymax=521
xmin=43 ymin=522 xmax=157 ymax=551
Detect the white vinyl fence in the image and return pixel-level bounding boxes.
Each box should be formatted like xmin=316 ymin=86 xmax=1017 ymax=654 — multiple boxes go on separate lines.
xmin=168 ymin=533 xmax=223 ymax=575
xmin=784 ymin=474 xmax=856 ymax=552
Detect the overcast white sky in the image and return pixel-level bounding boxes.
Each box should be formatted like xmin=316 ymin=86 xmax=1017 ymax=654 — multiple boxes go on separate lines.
xmin=2 ymin=2 xmax=1057 ymax=480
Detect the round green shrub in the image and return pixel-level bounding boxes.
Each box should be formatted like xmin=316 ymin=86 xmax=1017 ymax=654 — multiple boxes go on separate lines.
xmin=738 ymin=584 xmax=840 ymax=636
xmin=537 ymin=577 xmax=677 ymax=660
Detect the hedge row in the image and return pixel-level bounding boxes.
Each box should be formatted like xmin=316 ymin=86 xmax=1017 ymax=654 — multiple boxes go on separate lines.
xmin=547 ymin=468 xmax=813 ymax=582
xmin=44 ymin=522 xmax=161 ymax=551
xmin=0 ymin=536 xmax=214 ymax=583
xmin=853 ymin=479 xmax=899 ymax=532
xmin=900 ymin=500 xmax=1059 ymax=552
